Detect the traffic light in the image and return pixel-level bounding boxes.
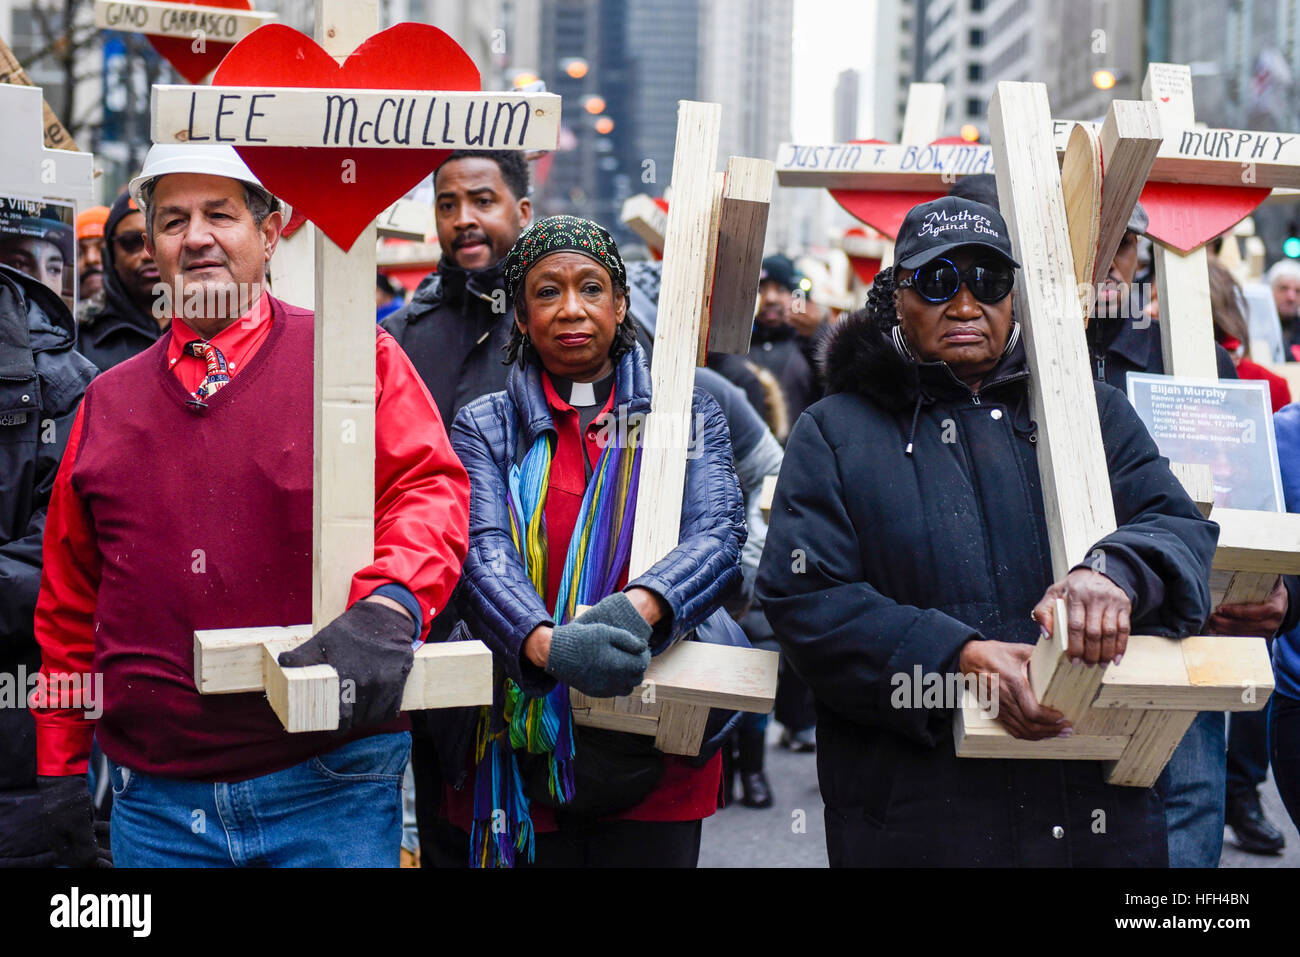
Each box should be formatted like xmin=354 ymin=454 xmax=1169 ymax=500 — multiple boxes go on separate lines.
xmin=1285 ymin=218 xmax=1300 ymax=258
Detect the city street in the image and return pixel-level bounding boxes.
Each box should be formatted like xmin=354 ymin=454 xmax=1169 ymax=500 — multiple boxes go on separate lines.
xmin=702 ymin=723 xmax=1300 ymax=868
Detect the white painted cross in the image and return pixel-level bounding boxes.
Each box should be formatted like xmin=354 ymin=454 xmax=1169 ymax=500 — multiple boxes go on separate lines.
xmin=950 ymin=82 xmax=1273 ymax=787
xmin=0 ymin=84 xmax=94 ymax=306
xmin=155 ymin=0 xmax=559 ymax=732
xmin=569 ymin=101 xmax=779 ymax=755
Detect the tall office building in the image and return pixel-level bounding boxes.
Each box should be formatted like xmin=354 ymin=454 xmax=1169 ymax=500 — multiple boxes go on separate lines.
xmin=872 ymin=0 xmax=916 ymax=140
xmin=913 ymin=0 xmax=1052 ymax=137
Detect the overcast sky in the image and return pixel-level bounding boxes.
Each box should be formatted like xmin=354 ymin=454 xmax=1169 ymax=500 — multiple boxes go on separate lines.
xmin=791 ymin=0 xmax=877 ymax=141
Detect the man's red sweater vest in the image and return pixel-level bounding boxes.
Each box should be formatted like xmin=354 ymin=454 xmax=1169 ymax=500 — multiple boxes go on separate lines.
xmin=72 ymin=300 xmax=401 ymax=781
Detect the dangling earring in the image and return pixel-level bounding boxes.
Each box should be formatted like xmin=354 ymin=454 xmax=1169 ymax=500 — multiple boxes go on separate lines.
xmin=1001 ymin=321 xmax=1021 ymax=356
xmin=891 ymin=322 xmax=917 ymax=362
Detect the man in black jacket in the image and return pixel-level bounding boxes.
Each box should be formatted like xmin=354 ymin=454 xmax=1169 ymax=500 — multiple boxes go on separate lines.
xmin=381 ymin=149 xmax=531 ymax=866
xmin=382 ymin=150 xmax=532 ymax=427
xmin=78 ymin=192 xmax=165 ymax=372
xmin=0 ymin=264 xmax=97 ymax=866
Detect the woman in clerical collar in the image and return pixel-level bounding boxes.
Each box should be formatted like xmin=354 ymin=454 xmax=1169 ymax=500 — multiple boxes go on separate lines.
xmin=444 ymin=215 xmax=745 ymax=868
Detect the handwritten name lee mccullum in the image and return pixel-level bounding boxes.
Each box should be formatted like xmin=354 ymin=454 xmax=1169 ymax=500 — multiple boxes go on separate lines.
xmin=181 ymin=91 xmax=534 ymax=148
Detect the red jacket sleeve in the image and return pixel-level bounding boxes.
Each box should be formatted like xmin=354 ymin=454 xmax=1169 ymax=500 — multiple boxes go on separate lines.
xmin=32 ymin=402 xmax=101 ymax=776
xmin=348 ymin=329 xmax=471 ymax=636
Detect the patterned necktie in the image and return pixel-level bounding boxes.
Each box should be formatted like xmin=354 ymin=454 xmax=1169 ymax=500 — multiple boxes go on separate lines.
xmin=186 ymin=339 xmax=231 ymax=402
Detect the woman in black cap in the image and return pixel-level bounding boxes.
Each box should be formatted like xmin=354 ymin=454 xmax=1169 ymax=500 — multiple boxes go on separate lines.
xmin=757 ymin=196 xmax=1217 ymax=866
xmin=443 ymin=215 xmax=745 ymax=867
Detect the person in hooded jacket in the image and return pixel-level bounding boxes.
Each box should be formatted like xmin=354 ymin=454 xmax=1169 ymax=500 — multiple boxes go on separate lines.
xmin=756 ymin=197 xmax=1218 ymax=866
xmin=77 ymin=192 xmax=166 ymax=372
xmin=0 ymin=264 xmax=97 ymax=866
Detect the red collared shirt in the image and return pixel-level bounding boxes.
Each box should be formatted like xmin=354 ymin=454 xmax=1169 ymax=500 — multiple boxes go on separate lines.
xmin=165 ymin=292 xmax=274 ymax=394
xmin=33 ymin=296 xmax=470 ymax=775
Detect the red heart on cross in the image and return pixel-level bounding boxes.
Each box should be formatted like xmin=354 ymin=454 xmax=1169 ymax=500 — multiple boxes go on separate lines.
xmin=1140 ymin=181 xmax=1271 ymax=253
xmin=212 ymin=22 xmax=480 ymax=250
xmin=147 ymin=0 xmax=252 ymax=85
xmin=828 ymin=138 xmax=968 ymax=239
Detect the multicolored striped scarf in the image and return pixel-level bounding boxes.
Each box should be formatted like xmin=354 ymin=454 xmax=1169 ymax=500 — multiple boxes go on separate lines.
xmin=470 ymin=393 xmax=643 ymax=867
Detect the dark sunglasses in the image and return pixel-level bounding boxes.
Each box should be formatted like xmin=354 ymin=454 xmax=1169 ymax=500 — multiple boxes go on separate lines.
xmin=112 ymin=231 xmax=147 ymax=254
xmin=897 ymin=257 xmax=1015 ymax=304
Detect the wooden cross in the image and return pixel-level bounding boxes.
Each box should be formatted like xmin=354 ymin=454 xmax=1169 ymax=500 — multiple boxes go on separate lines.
xmin=619 ymin=194 xmax=668 ymax=257
xmin=568 ymin=101 xmax=779 ymax=755
xmin=950 ymin=82 xmax=1273 ymax=787
xmin=0 ymin=84 xmax=95 ymax=307
xmin=152 ymin=1 xmax=560 ymax=732
xmin=1136 ymin=62 xmax=1300 ymax=608
xmin=0 ymin=32 xmax=80 ymax=151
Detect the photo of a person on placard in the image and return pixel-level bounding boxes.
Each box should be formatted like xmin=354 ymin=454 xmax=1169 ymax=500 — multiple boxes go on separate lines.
xmin=0 ymin=198 xmax=76 ymax=310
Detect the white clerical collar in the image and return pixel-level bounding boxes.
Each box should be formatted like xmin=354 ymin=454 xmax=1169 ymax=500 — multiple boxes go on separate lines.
xmin=569 ymin=380 xmax=597 ymax=406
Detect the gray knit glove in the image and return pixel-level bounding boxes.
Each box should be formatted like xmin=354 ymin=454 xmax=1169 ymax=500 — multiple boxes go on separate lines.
xmin=546 ymin=594 xmax=652 ymax=698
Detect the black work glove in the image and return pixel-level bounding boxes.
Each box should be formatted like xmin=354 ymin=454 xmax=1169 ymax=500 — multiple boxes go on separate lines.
xmin=38 ymin=775 xmax=98 ymax=868
xmin=546 ymin=593 xmax=653 ymax=698
xmin=278 ymin=600 xmax=416 ymax=733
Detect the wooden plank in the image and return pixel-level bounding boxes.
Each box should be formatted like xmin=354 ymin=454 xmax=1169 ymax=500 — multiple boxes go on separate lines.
xmin=94 ymin=0 xmax=276 ymax=42
xmin=1153 ymin=243 xmax=1218 ymax=380
xmin=900 ymin=82 xmax=945 ymax=145
xmin=1180 ymin=635 xmax=1275 ymax=708
xmin=196 ymin=623 xmax=493 ymax=705
xmin=989 ymin=81 xmax=1118 ymax=578
xmin=313 ymin=222 xmax=377 ymax=630
xmin=1060 ymin=122 xmax=1101 ymax=317
xmin=375 ymin=198 xmax=434 ymax=241
xmin=376 ymin=240 xmax=441 ymax=270
xmin=1169 ymin=462 xmax=1214 ymax=516
xmin=620 ymin=194 xmax=668 ymax=253
xmin=1104 ymin=709 xmax=1196 ymax=787
xmin=269 ymin=220 xmax=315 ymax=311
xmin=1093 ymin=634 xmax=1273 ymax=711
xmin=954 ymin=688 xmax=1129 ymax=760
xmin=0 ymin=32 xmax=79 ymax=151
xmin=570 ymin=690 xmax=660 ymax=733
xmin=637 ymin=641 xmax=778 ymax=712
xmin=264 ymin=644 xmax=338 ymax=733
xmin=653 ymin=702 xmax=711 ymax=755
xmin=758 ymin=473 xmax=778 ymax=522
xmin=628 ymin=100 xmax=721 ymax=579
xmin=1216 ymin=572 xmax=1278 ymax=606
xmin=151 ymin=86 xmax=561 ymax=150
xmin=195 ymin=625 xmax=312 ymax=693
xmin=694 ymin=172 xmax=725 ymax=366
xmin=1094 ymin=101 xmax=1163 ymax=287
xmin=705 ymin=156 xmax=773 ymax=356
xmin=400 ymin=641 xmax=494 ymax=711
xmin=1029 ymin=599 xmax=1104 ymax=727
xmin=1211 ymin=508 xmax=1300 ymax=574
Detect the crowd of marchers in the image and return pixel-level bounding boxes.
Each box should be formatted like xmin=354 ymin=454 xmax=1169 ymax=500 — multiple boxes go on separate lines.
xmin=3 ymin=148 xmax=1300 ymax=869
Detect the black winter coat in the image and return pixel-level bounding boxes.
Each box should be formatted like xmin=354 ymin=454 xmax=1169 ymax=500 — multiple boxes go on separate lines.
xmin=756 ymin=312 xmax=1218 ymax=867
xmin=381 ymin=260 xmax=515 ymax=432
xmin=78 ymin=197 xmax=164 ymax=373
xmin=0 ymin=265 xmax=96 ymax=866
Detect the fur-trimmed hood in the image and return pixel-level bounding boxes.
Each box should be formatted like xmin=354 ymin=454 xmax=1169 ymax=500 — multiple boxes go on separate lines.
xmin=821 ymin=308 xmax=1029 ymax=413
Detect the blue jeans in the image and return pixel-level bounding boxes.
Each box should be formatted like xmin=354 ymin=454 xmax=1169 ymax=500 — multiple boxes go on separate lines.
xmin=108 ymin=732 xmax=410 ymax=867
xmin=1160 ymin=711 xmax=1226 ymax=868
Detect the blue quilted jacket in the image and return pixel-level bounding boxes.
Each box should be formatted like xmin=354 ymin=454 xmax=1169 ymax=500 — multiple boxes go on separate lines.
xmin=449 ymin=343 xmax=746 ymax=698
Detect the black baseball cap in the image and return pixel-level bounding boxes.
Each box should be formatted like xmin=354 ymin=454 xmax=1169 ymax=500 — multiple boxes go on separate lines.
xmin=894 ymin=196 xmax=1019 ymax=270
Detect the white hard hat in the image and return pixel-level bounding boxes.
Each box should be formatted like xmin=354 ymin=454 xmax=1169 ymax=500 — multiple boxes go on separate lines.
xmin=128 ymin=143 xmax=281 ymax=215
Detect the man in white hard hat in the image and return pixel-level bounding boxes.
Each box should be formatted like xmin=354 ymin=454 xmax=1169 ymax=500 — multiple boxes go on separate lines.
xmin=31 ymin=144 xmax=471 ymax=867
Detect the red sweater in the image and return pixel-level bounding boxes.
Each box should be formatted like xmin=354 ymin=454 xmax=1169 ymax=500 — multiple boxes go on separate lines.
xmin=32 ymin=297 xmax=470 ymax=780
xmin=446 ymin=371 xmax=720 ymax=832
